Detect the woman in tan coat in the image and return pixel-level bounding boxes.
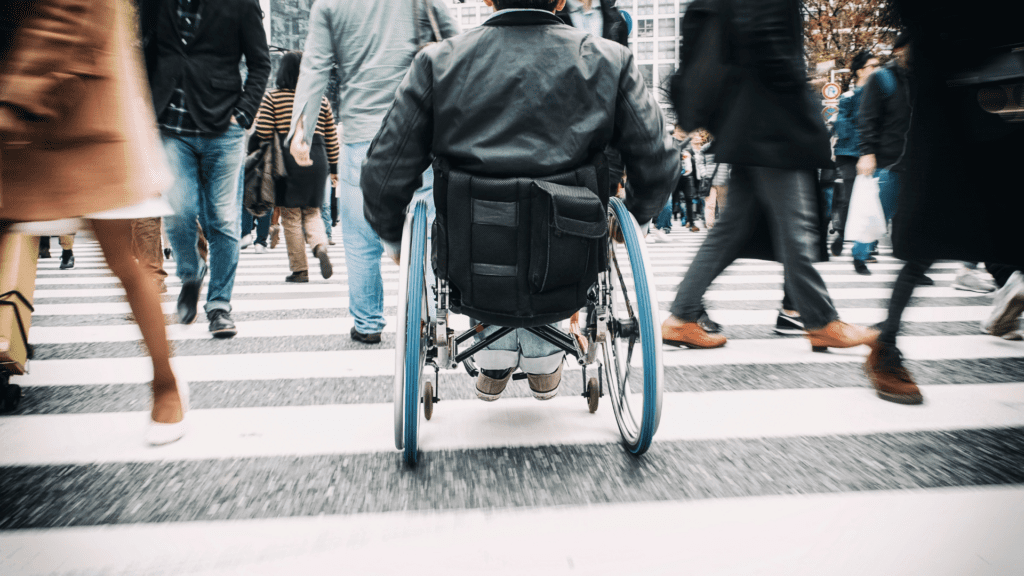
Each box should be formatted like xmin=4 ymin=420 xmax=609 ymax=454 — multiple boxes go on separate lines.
xmin=0 ymin=0 xmax=187 ymax=444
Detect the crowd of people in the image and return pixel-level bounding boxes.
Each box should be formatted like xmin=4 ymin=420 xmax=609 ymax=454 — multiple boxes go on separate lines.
xmin=1 ymin=0 xmax=1022 ymax=447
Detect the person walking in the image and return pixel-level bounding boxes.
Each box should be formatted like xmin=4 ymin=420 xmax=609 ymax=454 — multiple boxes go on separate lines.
xmin=1 ymin=0 xmax=187 ymax=444
xmin=38 ymin=234 xmax=77 ymax=268
xmin=830 ymin=50 xmax=879 ymax=258
xmin=251 ymin=52 xmax=339 ymax=284
xmin=700 ymin=139 xmax=730 ymax=229
xmin=287 ymin=0 xmax=458 ymax=344
xmin=140 ymin=0 xmax=271 ymax=338
xmin=663 ymin=0 xmax=878 ymax=354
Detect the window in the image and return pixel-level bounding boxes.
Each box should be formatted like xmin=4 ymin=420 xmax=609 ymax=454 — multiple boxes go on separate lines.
xmin=658 ymin=40 xmax=675 ymax=60
xmin=658 ymin=17 xmax=675 ymax=37
xmin=461 ymin=10 xmax=476 ymax=26
xmin=658 ymin=0 xmax=674 ymax=14
xmin=637 ymin=0 xmax=654 ymax=16
xmin=639 ymin=64 xmax=654 ymax=88
xmin=480 ymin=7 xmax=490 ymax=17
xmin=637 ymin=42 xmax=654 ymax=60
xmin=637 ymin=19 xmax=654 ymax=37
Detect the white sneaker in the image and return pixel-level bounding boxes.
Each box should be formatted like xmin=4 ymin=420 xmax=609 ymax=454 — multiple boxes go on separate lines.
xmin=653 ymin=228 xmax=671 ymax=243
xmin=240 ymin=233 xmax=254 ymax=250
xmin=952 ymin=268 xmax=996 ymax=293
xmin=982 ymin=271 xmax=1024 ymax=337
xmin=253 ymin=244 xmax=267 ymax=254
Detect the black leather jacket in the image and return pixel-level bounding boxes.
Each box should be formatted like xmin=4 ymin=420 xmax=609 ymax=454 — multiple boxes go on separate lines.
xmin=361 ymin=10 xmax=678 ymax=245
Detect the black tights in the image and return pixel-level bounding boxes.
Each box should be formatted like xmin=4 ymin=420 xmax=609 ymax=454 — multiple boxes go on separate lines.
xmin=880 ymin=259 xmax=935 ymax=347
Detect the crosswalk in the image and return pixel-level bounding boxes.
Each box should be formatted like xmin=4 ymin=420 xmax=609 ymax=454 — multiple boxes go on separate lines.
xmin=2 ymin=224 xmax=1022 ymax=575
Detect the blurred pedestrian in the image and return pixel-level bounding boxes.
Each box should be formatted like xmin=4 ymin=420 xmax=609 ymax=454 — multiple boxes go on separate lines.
xmin=141 ymin=0 xmax=271 ymax=338
xmin=38 ymin=234 xmax=76 ymax=268
xmin=131 ymin=217 xmax=168 ymax=293
xmin=287 ymin=0 xmax=458 ymax=344
xmin=663 ymin=0 xmax=878 ymax=354
xmin=1 ymin=0 xmax=187 ymax=444
xmin=251 ymin=51 xmax=339 ymax=284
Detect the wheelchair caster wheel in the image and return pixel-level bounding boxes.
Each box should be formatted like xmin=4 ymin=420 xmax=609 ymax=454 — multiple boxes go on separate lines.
xmin=423 ymin=382 xmax=434 ymax=421
xmin=1 ymin=383 xmax=22 ymax=413
xmin=586 ymin=378 xmax=599 ymax=414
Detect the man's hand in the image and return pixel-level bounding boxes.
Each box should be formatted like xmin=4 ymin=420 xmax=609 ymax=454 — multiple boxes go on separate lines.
xmin=290 ymin=117 xmax=314 ymax=167
xmin=330 ymin=173 xmax=339 ymax=188
xmin=857 ymin=154 xmax=877 ymax=176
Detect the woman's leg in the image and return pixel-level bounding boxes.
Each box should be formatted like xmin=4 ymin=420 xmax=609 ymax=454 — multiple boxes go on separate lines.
xmin=705 ymin=187 xmax=718 ymax=227
xmin=91 ymin=219 xmax=182 ymax=424
xmin=280 ymin=207 xmax=308 ymax=273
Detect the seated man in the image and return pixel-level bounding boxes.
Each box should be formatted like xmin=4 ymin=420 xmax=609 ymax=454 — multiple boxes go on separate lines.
xmin=361 ymin=0 xmax=677 ymax=401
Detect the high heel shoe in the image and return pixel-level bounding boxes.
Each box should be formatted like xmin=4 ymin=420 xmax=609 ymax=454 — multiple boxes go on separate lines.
xmin=145 ymin=379 xmax=189 ymax=446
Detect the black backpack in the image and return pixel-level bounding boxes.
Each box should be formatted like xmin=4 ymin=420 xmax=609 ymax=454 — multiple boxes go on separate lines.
xmin=669 ymin=0 xmax=737 ymax=133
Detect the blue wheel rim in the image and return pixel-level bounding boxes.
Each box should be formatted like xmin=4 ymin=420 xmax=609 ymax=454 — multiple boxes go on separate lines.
xmin=403 ymin=200 xmax=429 ymax=465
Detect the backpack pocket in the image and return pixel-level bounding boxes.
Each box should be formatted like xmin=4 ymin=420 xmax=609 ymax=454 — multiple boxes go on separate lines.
xmin=529 ymin=181 xmax=607 ymax=294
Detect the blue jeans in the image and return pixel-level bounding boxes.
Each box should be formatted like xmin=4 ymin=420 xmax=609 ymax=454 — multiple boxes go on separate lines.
xmin=322 ymin=179 xmax=333 ymax=241
xmin=339 ymin=141 xmax=434 ymax=334
xmin=162 ymin=124 xmax=245 ymax=313
xmin=239 ymin=169 xmax=271 ymax=246
xmin=655 ymin=200 xmax=673 ymax=231
xmin=853 ymin=169 xmax=900 ymax=262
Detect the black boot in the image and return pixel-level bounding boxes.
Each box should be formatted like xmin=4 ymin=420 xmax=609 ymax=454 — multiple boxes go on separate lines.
xmin=59 ymin=249 xmax=75 ymax=270
xmin=38 ymin=237 xmax=51 ymax=259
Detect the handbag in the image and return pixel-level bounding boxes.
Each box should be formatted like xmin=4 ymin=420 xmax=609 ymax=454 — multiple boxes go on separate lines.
xmin=244 ymin=133 xmax=286 ymax=218
xmin=844 ymin=175 xmax=887 ymax=243
xmin=699 ymin=163 xmax=720 ymax=197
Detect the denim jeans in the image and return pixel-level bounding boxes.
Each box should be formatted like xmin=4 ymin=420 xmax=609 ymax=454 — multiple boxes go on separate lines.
xmin=239 ymin=169 xmax=271 ymax=246
xmin=474 ymin=323 xmax=565 ymax=375
xmin=321 ymin=179 xmax=333 ymax=241
xmin=655 ymin=199 xmax=673 ymax=231
xmin=852 ymin=169 xmax=900 ymax=262
xmin=162 ymin=123 xmax=245 ymax=313
xmin=339 ymin=141 xmax=434 ymax=334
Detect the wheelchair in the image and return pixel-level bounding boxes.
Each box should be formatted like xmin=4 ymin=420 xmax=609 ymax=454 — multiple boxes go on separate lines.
xmin=394 ymin=163 xmax=664 ymax=466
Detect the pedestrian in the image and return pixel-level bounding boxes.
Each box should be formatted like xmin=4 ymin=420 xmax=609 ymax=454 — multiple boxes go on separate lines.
xmin=360 ymin=0 xmax=677 ymax=401
xmin=251 ymin=51 xmax=339 ymax=284
xmin=140 ymin=0 xmax=271 ymax=338
xmin=700 ymin=139 xmax=730 ymax=229
xmin=287 ymin=0 xmax=459 ymax=344
xmin=830 ymin=50 xmax=879 ymax=258
xmin=131 ymin=218 xmax=169 ymax=293
xmin=663 ymin=0 xmax=878 ymax=355
xmin=38 ymin=234 xmax=76 ymax=268
xmin=1 ymin=0 xmax=187 ymax=444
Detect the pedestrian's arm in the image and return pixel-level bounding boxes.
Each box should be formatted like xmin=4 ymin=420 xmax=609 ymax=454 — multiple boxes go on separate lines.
xmin=857 ymin=76 xmax=883 ymax=158
xmin=251 ymin=92 xmax=275 ymax=144
xmin=320 ymin=97 xmax=340 ymax=175
xmin=361 ymin=50 xmax=436 ymax=247
xmin=611 ymin=50 xmax=679 ymax=226
xmin=288 ymin=1 xmax=336 ymax=147
xmin=234 ymin=0 xmax=271 ymax=129
xmin=430 ymin=0 xmax=461 ymax=39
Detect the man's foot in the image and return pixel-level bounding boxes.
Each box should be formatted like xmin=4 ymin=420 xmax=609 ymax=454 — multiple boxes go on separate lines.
xmin=476 ymin=368 xmax=513 ymax=401
xmin=240 ymin=233 xmax=254 ymax=250
xmin=59 ymin=249 xmax=75 ymax=270
xmin=774 ymin=309 xmax=805 ymax=335
xmin=269 ymin=225 xmax=281 ymax=249
xmin=208 ymin=309 xmax=237 ymax=339
xmin=806 ymin=320 xmax=878 ymax=352
xmin=863 ymin=343 xmax=923 ymax=404
xmin=982 ymin=271 xmax=1024 ymax=337
xmin=164 ymin=248 xmax=173 ymax=260
xmin=38 ymin=247 xmax=50 ymax=259
xmin=253 ymin=244 xmax=267 ymax=254
xmin=662 ymin=316 xmax=727 ymax=349
xmin=527 ymin=363 xmax=563 ymax=401
xmin=328 ymin=237 xmax=336 ymax=246
xmin=697 ymin=311 xmax=722 ymax=334
xmin=830 ymin=234 xmax=844 ymax=257
xmin=853 ymin=260 xmax=871 ymax=275
xmin=917 ymin=274 xmax=934 ymax=286
xmin=176 ymin=269 xmax=205 ymax=325
xmin=285 ymin=270 xmax=309 ymax=283
xmin=689 ymin=224 xmax=700 ymax=232
xmin=350 ymin=326 xmax=382 ymax=344
xmin=952 ymin=269 xmax=996 ymax=293
xmin=313 ymin=244 xmax=333 ymax=279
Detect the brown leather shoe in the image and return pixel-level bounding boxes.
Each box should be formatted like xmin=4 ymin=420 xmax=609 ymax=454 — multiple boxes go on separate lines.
xmin=662 ymin=316 xmax=727 ymax=349
xmin=863 ymin=344 xmax=923 ymax=404
xmin=476 ymin=368 xmax=513 ymax=401
xmin=806 ymin=320 xmax=878 ymax=352
xmin=526 ymin=363 xmax=562 ymax=401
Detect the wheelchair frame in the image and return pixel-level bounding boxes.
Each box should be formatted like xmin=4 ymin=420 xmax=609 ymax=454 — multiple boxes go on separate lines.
xmin=394 ymin=197 xmax=663 ymax=466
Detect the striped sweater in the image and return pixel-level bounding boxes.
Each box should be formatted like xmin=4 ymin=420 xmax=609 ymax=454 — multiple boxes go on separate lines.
xmin=254 ymin=89 xmax=340 ymax=173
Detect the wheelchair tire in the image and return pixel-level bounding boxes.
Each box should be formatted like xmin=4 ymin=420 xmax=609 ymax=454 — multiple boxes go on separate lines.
xmin=604 ymin=198 xmax=664 ymax=455
xmin=394 ymin=199 xmax=430 ymax=465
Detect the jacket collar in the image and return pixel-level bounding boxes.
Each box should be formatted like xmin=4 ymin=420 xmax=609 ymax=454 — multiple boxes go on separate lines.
xmin=482 ymin=10 xmax=566 ymax=28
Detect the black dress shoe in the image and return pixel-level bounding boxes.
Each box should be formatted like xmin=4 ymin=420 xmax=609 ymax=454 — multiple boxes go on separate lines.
xmin=59 ymin=250 xmax=75 ymax=270
xmin=830 ymin=234 xmax=844 ymax=257
xmin=697 ymin=311 xmax=722 ymax=334
xmin=854 ymin=260 xmax=872 ymax=275
xmin=917 ymin=274 xmax=935 ymax=286
xmin=350 ymin=326 xmax=382 ymax=344
xmin=208 ymin=309 xmax=237 ymax=338
xmin=176 ymin=269 xmax=205 ymax=325
xmin=164 ymin=248 xmax=173 ymax=260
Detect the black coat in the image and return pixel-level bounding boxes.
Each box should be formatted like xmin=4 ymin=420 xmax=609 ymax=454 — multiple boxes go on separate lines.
xmin=712 ymin=0 xmax=832 ymax=170
xmin=888 ymin=0 xmax=1024 ymax=266
xmin=141 ymin=0 xmax=270 ymax=133
xmin=857 ymin=62 xmax=912 ymax=170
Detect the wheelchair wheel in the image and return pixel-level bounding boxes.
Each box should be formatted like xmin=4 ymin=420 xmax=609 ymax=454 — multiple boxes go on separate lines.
xmin=603 ymin=198 xmax=664 ymax=455
xmin=394 ymin=199 xmax=430 ymax=465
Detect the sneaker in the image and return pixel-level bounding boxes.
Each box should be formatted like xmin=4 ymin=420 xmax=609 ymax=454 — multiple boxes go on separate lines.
xmin=240 ymin=233 xmax=254 ymax=250
xmin=952 ymin=269 xmax=996 ymax=293
xmin=253 ymin=244 xmax=267 ymax=254
xmin=476 ymin=368 xmax=513 ymax=401
xmin=853 ymin=260 xmax=871 ymax=275
xmin=697 ymin=311 xmax=722 ymax=334
xmin=527 ymin=363 xmax=563 ymax=400
xmin=59 ymin=249 xmax=75 ymax=270
xmin=982 ymin=271 xmax=1024 ymax=337
xmin=350 ymin=326 xmax=382 ymax=344
xmin=285 ymin=270 xmax=309 ymax=283
xmin=208 ymin=309 xmax=237 ymax=339
xmin=774 ymin=309 xmax=805 ymax=335
xmin=313 ymin=244 xmax=333 ymax=279
xmin=863 ymin=343 xmax=923 ymax=405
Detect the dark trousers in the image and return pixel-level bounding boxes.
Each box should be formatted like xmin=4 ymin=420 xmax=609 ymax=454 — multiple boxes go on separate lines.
xmin=669 ymin=165 xmax=839 ymax=330
xmin=832 ymin=155 xmax=858 ymax=234
xmin=242 ymin=209 xmax=271 ymax=247
xmin=880 ymin=259 xmax=935 ymax=347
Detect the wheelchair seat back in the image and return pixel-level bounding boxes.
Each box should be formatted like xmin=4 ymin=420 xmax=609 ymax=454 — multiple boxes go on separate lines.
xmin=432 ymin=156 xmax=610 ymax=328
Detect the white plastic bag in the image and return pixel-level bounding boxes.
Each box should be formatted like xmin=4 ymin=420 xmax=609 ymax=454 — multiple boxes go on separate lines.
xmin=844 ymin=176 xmax=887 ymax=243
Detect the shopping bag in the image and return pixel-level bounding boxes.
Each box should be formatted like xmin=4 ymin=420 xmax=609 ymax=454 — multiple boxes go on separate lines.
xmin=844 ymin=175 xmax=887 ymax=243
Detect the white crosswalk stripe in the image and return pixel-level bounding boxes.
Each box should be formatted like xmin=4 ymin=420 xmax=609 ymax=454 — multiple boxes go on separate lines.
xmin=3 ymin=227 xmax=1021 ymax=576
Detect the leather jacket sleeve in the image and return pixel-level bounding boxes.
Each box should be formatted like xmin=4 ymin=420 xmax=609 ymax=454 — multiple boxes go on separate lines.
xmin=611 ymin=51 xmax=679 ymax=225
xmin=0 ymin=0 xmax=112 ymax=122
xmin=361 ymin=49 xmax=436 ymax=245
